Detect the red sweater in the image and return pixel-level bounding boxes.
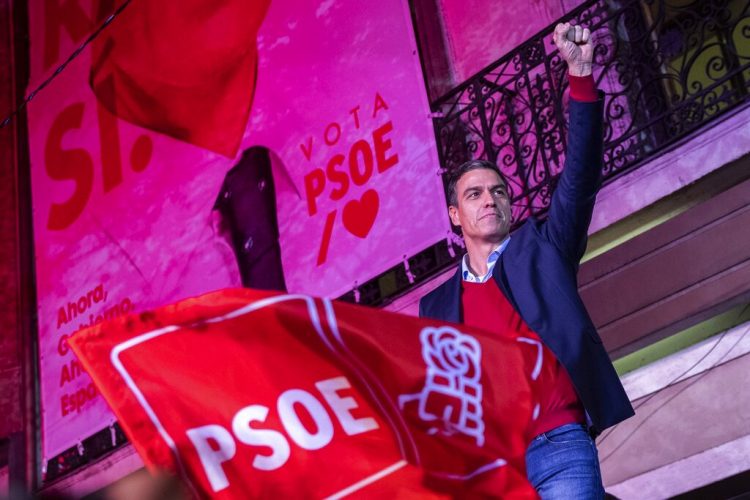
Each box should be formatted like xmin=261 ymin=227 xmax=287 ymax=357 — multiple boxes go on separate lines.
xmin=569 ymin=74 xmax=598 ymax=102
xmin=462 ymin=279 xmax=584 ymax=439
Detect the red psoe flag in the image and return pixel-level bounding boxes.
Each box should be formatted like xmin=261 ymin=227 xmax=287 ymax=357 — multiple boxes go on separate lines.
xmin=69 ymin=289 xmax=547 ymax=498
xmin=90 ymin=0 xmax=270 ymax=157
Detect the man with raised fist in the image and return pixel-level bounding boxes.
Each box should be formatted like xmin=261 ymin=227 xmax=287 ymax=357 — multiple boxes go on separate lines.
xmin=420 ymin=23 xmax=634 ymax=498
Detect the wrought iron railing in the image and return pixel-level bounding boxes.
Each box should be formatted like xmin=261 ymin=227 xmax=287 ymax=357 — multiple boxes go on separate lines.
xmin=338 ymin=0 xmax=750 ymax=308
xmin=432 ymin=0 xmax=750 ymax=223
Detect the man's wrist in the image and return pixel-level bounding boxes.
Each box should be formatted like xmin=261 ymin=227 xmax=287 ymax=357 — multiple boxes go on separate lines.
xmin=568 ymin=61 xmax=592 ymax=77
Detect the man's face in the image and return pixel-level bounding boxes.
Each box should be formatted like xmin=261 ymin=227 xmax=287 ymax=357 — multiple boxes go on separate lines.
xmin=449 ymin=168 xmax=512 ymax=244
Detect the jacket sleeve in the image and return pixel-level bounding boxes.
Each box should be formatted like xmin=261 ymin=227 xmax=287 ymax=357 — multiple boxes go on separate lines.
xmin=541 ymin=94 xmax=604 ymax=266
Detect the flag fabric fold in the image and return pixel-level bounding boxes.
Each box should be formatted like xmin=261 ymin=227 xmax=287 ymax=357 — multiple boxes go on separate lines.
xmin=90 ymin=0 xmax=270 ymax=157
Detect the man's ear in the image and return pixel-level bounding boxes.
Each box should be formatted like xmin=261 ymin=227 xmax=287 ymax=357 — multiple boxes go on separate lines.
xmin=448 ymin=205 xmax=460 ymax=227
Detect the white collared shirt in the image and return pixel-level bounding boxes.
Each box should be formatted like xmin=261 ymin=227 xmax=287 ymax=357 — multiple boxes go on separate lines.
xmin=461 ymin=237 xmax=511 ymax=283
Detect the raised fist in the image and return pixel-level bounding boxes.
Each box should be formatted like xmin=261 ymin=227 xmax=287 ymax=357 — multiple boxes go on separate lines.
xmin=553 ymin=22 xmax=593 ymax=77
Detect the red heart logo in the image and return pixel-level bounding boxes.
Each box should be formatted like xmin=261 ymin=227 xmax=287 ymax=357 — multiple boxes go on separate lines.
xmin=342 ymin=189 xmax=380 ymax=239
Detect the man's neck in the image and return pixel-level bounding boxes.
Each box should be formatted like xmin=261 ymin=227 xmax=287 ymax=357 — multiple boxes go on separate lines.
xmin=464 ymin=237 xmax=506 ymax=277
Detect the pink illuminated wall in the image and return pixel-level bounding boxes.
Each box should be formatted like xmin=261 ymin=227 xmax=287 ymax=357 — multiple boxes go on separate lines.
xmin=439 ymin=0 xmax=583 ymax=83
xmin=27 ymin=0 xmax=448 ymax=462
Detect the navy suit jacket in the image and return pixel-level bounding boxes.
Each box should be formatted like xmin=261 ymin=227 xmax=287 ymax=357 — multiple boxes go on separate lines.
xmin=420 ymin=96 xmax=634 ymax=433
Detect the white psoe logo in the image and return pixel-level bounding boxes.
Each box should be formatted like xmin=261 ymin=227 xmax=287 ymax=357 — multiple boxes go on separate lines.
xmin=398 ymin=326 xmax=485 ymax=446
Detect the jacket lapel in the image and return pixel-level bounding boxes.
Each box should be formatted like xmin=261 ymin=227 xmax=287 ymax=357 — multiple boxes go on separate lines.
xmin=442 ymin=266 xmax=462 ymax=324
xmin=492 ymin=240 xmax=521 ymax=314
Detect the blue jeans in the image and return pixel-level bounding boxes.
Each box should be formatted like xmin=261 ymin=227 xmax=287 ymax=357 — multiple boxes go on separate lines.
xmin=525 ymin=423 xmax=605 ymax=499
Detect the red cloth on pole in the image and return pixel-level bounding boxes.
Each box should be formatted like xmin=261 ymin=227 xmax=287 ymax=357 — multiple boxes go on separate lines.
xmin=69 ymin=289 xmax=547 ymax=498
xmin=90 ymin=0 xmax=270 ymax=157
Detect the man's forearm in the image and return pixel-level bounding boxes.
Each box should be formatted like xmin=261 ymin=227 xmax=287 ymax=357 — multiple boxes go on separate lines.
xmin=541 ymin=82 xmax=604 ymax=262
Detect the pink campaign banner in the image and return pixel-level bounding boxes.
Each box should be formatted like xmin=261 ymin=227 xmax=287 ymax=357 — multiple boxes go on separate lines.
xmin=27 ymin=0 xmax=449 ymax=462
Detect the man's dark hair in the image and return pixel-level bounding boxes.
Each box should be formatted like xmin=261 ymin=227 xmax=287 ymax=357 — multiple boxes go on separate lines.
xmin=446 ymin=159 xmax=506 ymax=207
